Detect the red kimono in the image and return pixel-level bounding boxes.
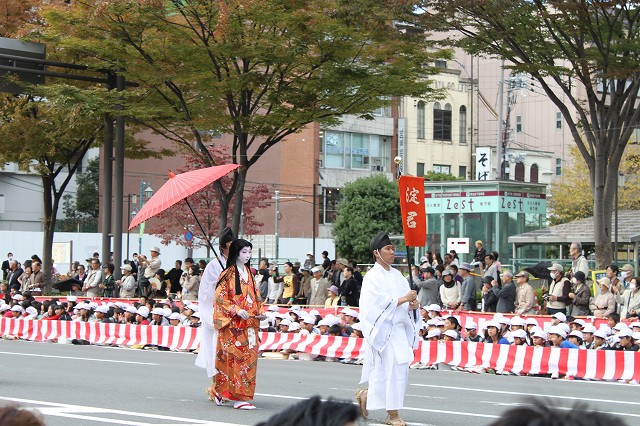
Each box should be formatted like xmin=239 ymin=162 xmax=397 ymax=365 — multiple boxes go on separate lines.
xmin=214 ymin=265 xmax=264 ymax=402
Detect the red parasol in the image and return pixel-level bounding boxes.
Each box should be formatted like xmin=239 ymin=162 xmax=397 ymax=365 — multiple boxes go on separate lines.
xmin=128 ymin=163 xmax=239 ymax=230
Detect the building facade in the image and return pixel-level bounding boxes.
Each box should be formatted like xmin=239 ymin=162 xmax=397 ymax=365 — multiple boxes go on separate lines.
xmin=402 ymin=64 xmax=474 ymax=180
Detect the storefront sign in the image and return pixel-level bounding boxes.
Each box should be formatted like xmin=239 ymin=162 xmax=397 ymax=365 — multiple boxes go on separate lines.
xmin=424 ymin=190 xmax=546 ymax=214
xmin=475 ymin=147 xmax=491 ymax=180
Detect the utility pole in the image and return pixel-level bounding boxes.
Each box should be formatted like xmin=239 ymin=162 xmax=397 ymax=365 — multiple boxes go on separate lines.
xmin=274 ymin=190 xmax=280 ymax=260
xmin=496 ymin=61 xmax=505 ymax=179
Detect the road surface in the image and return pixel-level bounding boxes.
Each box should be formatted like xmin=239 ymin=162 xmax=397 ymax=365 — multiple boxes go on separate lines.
xmin=0 ymin=340 xmax=636 ymax=425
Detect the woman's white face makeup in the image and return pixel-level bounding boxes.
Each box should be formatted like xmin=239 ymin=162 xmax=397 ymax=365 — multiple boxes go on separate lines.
xmin=238 ymin=247 xmax=252 ymax=265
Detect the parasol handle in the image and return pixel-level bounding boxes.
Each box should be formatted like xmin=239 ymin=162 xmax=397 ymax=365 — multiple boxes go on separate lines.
xmin=184 ymin=198 xmax=225 ymax=268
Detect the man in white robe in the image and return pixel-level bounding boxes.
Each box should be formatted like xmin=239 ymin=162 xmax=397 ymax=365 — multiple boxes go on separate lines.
xmin=195 ymin=227 xmax=236 ymax=400
xmin=358 ymin=231 xmax=420 ymax=426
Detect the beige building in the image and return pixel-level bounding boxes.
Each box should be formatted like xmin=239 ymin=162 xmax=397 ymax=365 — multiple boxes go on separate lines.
xmin=402 ymin=65 xmax=474 ymax=179
xmin=451 ymin=54 xmax=576 ymax=181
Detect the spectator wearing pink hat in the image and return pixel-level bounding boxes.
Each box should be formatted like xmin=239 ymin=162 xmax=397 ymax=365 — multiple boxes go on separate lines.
xmin=325 ymin=285 xmax=340 ymax=307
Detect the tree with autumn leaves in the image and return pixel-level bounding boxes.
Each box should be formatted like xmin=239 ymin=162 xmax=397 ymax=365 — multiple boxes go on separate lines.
xmin=147 ymin=146 xmax=270 ymax=256
xmin=35 ymin=0 xmax=443 ymax=237
xmin=421 ymin=0 xmax=640 ymax=267
xmin=549 ymin=146 xmax=640 ymax=226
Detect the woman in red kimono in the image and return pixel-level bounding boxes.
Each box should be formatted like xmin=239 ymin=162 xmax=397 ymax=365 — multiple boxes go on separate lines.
xmin=213 ymin=239 xmax=265 ymax=410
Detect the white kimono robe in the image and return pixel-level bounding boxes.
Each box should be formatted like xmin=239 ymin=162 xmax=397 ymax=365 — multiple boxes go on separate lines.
xmin=195 ymin=255 xmax=226 ymax=377
xmin=359 ymin=263 xmax=420 ymax=411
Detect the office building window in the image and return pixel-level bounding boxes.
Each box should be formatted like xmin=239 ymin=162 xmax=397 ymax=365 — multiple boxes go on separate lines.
xmin=458 ymin=166 xmax=467 ymax=179
xmin=433 ymin=164 xmax=450 ymax=174
xmin=515 ymin=162 xmax=525 ymax=182
xmin=459 ymin=106 xmax=467 ymax=144
xmin=434 ymin=102 xmax=452 ymax=141
xmin=556 ymin=158 xmax=562 ymax=176
xmin=530 ymin=164 xmax=539 ymax=183
xmin=322 ymin=131 xmax=390 ymax=171
xmin=556 ymin=112 xmax=562 ymax=129
xmin=417 ymin=162 xmax=425 ymax=177
xmin=435 ymin=60 xmax=447 ymax=69
xmin=516 ymin=115 xmax=522 ymax=133
xmin=322 ymin=188 xmax=341 ymax=224
xmin=417 ymin=101 xmax=425 ymax=140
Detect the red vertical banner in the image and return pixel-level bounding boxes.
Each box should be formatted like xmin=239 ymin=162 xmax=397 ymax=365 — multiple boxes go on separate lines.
xmin=398 ymin=176 xmax=426 ymax=247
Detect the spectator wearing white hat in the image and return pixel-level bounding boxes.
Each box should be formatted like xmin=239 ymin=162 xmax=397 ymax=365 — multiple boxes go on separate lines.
xmin=615 ymin=275 xmax=640 ymax=319
xmin=117 ymin=264 xmax=136 ymax=299
xmin=590 ymin=277 xmax=616 ymax=318
xmin=567 ymin=331 xmax=584 ymax=348
xmin=546 ymin=263 xmax=571 ymax=316
xmin=464 ymin=321 xmax=483 ymax=342
xmin=78 ymin=303 xmax=97 ymax=322
xmin=615 ymin=329 xmax=639 ymax=351
xmin=150 ymin=307 xmax=169 ymax=326
xmin=582 ymin=324 xmax=596 ymax=349
xmin=317 ymin=319 xmax=331 ymax=335
xmin=95 ymin=305 xmax=115 ymax=323
xmin=551 ymin=312 xmax=566 ymax=325
xmin=547 ymin=326 xmax=578 ymax=349
xmin=484 ymin=320 xmax=509 ymax=344
xmin=511 ymin=329 xmax=528 ymax=346
xmin=303 ymin=251 xmax=315 ymax=270
xmin=136 ymin=306 xmax=151 ymax=325
xmin=301 ymin=316 xmax=320 ymax=335
xmin=168 ymin=312 xmax=183 ymax=327
xmin=309 ymin=266 xmax=330 ymax=306
xmin=10 ymin=304 xmax=24 ymax=318
xmin=24 ymin=306 xmax=38 ymax=320
xmin=591 ymin=330 xmax=609 ymax=350
xmin=442 ymin=329 xmax=458 ymax=341
xmin=514 ymin=272 xmax=536 ymax=315
xmin=123 ymin=305 xmax=138 ymax=324
xmin=531 ymin=329 xmax=548 ymax=347
xmin=189 ymin=311 xmax=201 ymax=328
xmin=341 ymin=308 xmax=359 ymax=334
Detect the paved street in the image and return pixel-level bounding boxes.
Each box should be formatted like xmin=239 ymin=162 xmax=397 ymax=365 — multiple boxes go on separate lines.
xmin=0 ymin=339 xmax=637 ymax=426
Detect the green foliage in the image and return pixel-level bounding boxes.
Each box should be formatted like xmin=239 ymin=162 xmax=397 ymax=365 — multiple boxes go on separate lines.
xmin=76 ymin=157 xmax=100 ymax=218
xmin=332 ymin=175 xmax=402 ymax=263
xmin=36 ymin=0 xmax=446 ymax=234
xmin=423 ymin=171 xmax=463 ymax=181
xmin=420 ymin=0 xmax=640 ymax=266
xmin=549 ymin=145 xmax=640 ymax=225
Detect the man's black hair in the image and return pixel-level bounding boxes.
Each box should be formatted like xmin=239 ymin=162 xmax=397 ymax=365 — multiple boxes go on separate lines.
xmin=489 ymin=398 xmax=627 ymax=426
xmin=255 ymin=396 xmax=358 ymax=426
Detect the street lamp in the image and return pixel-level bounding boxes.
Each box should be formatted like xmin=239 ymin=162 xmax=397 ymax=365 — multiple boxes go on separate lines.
xmin=137 ymin=179 xmax=154 ymax=254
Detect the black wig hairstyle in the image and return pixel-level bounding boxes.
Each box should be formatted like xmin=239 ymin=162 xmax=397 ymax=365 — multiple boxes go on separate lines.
xmin=225 ymin=239 xmax=253 ymax=294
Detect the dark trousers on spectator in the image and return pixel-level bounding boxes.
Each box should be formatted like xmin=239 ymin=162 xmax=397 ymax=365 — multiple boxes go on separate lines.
xmin=547 ymin=307 xmax=566 ymax=316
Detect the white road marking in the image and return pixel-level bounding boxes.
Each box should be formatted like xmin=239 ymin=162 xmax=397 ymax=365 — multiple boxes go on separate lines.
xmin=0 ymin=351 xmax=159 ymax=365
xmin=0 ymin=396 xmax=244 ymax=425
xmin=411 ymin=383 xmax=640 ymax=407
xmin=255 ymin=393 xmax=499 ymax=419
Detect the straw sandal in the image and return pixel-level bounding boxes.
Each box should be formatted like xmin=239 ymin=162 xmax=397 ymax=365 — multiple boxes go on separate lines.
xmin=383 ymin=417 xmax=407 ymax=426
xmin=205 ymin=388 xmax=225 ymax=406
xmin=355 ymin=388 xmax=368 ymax=419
